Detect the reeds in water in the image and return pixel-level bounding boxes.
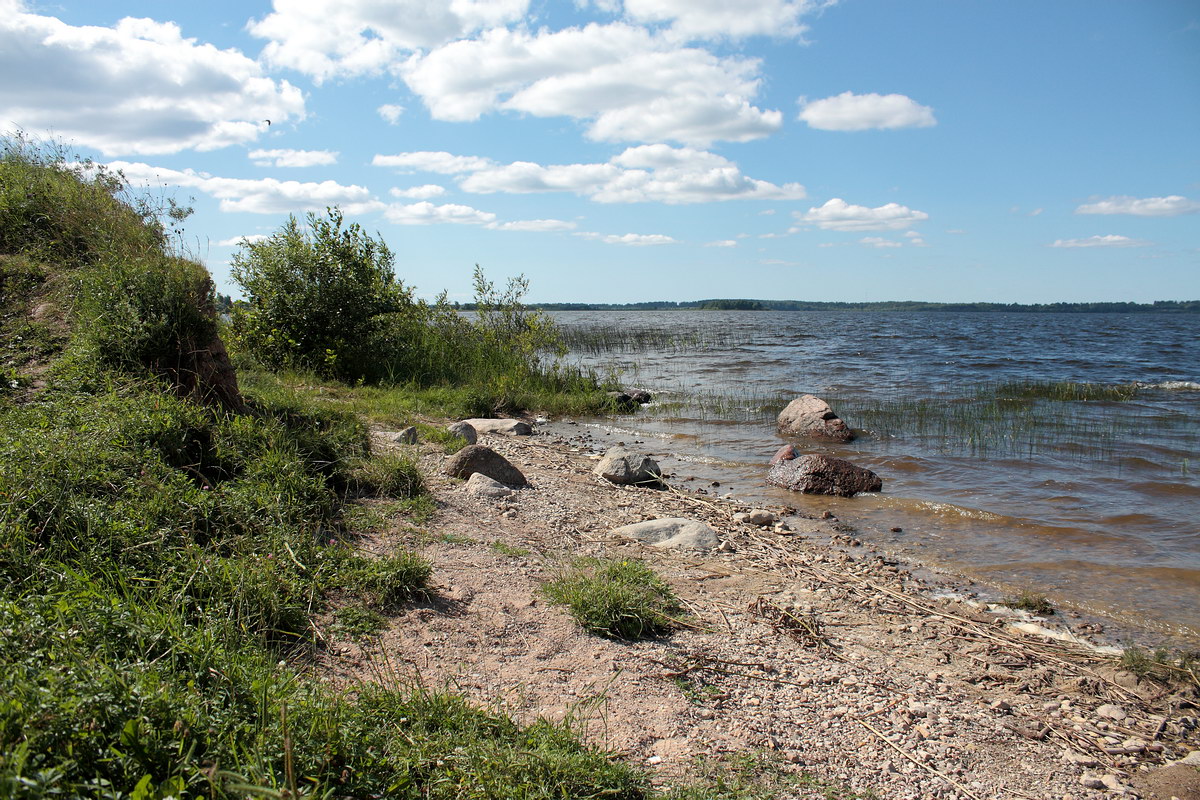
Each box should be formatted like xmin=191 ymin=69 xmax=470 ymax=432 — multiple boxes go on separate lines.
xmin=557 ymin=324 xmax=739 ymax=355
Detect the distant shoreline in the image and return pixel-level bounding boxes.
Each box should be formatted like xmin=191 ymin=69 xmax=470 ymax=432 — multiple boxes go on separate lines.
xmin=470 ymin=299 xmax=1200 ymax=313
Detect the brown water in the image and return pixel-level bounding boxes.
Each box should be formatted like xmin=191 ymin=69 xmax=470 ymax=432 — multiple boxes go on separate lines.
xmin=550 ymin=310 xmax=1200 ymax=642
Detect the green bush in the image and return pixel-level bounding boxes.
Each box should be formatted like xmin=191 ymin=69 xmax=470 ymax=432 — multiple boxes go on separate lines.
xmin=542 ymin=558 xmax=683 ymax=640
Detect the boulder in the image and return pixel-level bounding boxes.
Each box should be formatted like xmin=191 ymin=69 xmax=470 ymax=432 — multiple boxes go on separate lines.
xmin=746 ymin=509 xmax=777 ymax=527
xmin=767 ymin=454 xmax=881 ymax=497
xmin=610 ymin=518 xmax=720 ymax=551
xmin=776 ymin=395 xmax=854 ymax=442
xmin=594 ymin=447 xmax=663 ymax=487
xmin=463 ymin=418 xmax=533 ymax=436
xmin=606 ymin=391 xmax=638 ymax=411
xmin=394 ymin=426 xmax=418 ymax=445
xmin=465 ymin=472 xmax=514 ymax=499
xmin=447 ymin=421 xmax=478 ymax=445
xmin=626 ymin=388 xmax=653 ymax=404
xmin=443 ymin=445 xmax=528 ymax=487
xmin=770 ymin=444 xmax=798 ymax=464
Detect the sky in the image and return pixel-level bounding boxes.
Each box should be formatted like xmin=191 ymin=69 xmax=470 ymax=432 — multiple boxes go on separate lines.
xmin=3 ymin=0 xmax=1198 ymax=304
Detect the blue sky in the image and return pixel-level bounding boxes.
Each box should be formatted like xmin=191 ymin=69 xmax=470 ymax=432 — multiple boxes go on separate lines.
xmin=3 ymin=0 xmax=1198 ymax=303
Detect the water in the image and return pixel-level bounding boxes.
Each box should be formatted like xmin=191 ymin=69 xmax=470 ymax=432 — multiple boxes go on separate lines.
xmin=550 ymin=310 xmax=1200 ymax=642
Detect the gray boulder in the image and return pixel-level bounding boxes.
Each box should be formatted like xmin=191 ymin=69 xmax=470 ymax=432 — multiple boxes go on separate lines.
xmin=447 ymin=421 xmax=478 ymax=445
xmin=463 ymin=418 xmax=533 ymax=436
xmin=767 ymin=454 xmax=881 ymax=497
xmin=610 ymin=518 xmax=720 ymax=551
xmin=746 ymin=509 xmax=777 ymax=527
xmin=465 ymin=472 xmax=514 ymax=498
xmin=777 ymin=395 xmax=854 ymax=442
xmin=393 ymin=426 xmax=418 ymax=445
xmin=594 ymin=447 xmax=663 ymax=487
xmin=443 ymin=445 xmax=528 ymax=487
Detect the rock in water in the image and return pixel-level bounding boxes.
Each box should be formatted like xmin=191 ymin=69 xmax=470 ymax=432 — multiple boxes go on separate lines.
xmin=594 ymin=447 xmax=663 ymax=487
xmin=606 ymin=391 xmax=638 ymax=411
xmin=443 ymin=445 xmax=528 ymax=487
xmin=610 ymin=518 xmax=720 ymax=551
xmin=767 ymin=454 xmax=881 ymax=497
xmin=626 ymin=388 xmax=653 ymax=404
xmin=776 ymin=395 xmax=854 ymax=442
xmin=463 ymin=418 xmax=533 ymax=436
xmin=447 ymin=421 xmax=478 ymax=444
xmin=769 ymin=444 xmax=798 ymax=464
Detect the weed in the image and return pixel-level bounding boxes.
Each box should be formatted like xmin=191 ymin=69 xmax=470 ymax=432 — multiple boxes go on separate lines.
xmin=541 ymin=557 xmax=683 ymax=640
xmin=350 ymin=451 xmax=426 ymax=498
xmin=1120 ymin=646 xmax=1200 ymax=690
xmin=1004 ymin=591 xmax=1055 ymax=616
xmin=417 ymin=422 xmax=470 ymax=453
xmin=342 ymin=552 xmax=432 ymax=609
xmin=333 ymin=604 xmax=387 ymax=638
xmin=491 ymin=541 xmax=532 ymax=558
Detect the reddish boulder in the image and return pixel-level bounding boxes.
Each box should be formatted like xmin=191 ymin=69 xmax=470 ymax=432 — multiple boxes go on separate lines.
xmin=767 ymin=454 xmax=881 ymax=497
xmin=777 ymin=395 xmax=854 ymax=442
xmin=770 ymin=444 xmax=798 ymax=464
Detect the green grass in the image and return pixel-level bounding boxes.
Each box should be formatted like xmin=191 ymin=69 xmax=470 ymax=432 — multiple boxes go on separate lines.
xmin=541 ymin=558 xmax=683 ymax=640
xmin=1120 ymin=646 xmax=1200 ymax=690
xmin=1003 ymin=590 xmax=1055 ymax=616
xmin=980 ymin=380 xmax=1140 ymax=402
xmin=558 ymin=324 xmax=738 ymax=356
xmin=491 ymin=541 xmax=533 ymax=558
xmin=341 ymin=552 xmax=432 ymax=609
xmin=333 ymin=603 xmax=388 ymax=638
xmin=349 ymin=451 xmax=426 ymax=498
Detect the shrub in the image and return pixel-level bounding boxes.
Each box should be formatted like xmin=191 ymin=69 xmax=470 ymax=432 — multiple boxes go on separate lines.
xmin=542 ymin=558 xmax=682 ymax=640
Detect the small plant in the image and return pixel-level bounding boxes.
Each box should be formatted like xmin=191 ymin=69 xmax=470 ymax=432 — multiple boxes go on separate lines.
xmin=342 ymin=552 xmax=432 ymax=609
xmin=1004 ymin=590 xmax=1055 ymax=616
xmin=417 ymin=422 xmax=471 ymax=454
xmin=333 ymin=604 xmax=386 ymax=639
xmin=1120 ymin=645 xmax=1200 ymax=689
xmin=491 ymin=541 xmax=532 ymax=558
xmin=350 ymin=451 xmax=425 ymax=498
xmin=541 ymin=557 xmax=682 ymax=640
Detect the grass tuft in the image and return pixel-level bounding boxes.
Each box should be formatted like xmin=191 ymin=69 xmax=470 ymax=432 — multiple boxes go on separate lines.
xmin=350 ymin=451 xmax=426 ymax=498
xmin=1003 ymin=590 xmax=1055 ymax=616
xmin=541 ymin=557 xmax=682 ymax=640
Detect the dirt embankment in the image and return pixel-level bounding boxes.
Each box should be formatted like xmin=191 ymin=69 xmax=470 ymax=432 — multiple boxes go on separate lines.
xmin=322 ymin=425 xmax=1200 ymax=800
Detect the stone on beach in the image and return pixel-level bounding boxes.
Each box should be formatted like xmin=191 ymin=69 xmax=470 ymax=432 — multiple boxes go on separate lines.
xmin=776 ymin=395 xmax=854 ymax=442
xmin=594 ymin=447 xmax=663 ymax=487
xmin=465 ymin=472 xmax=514 ymax=498
xmin=767 ymin=454 xmax=882 ymax=497
xmin=463 ymin=418 xmax=533 ymax=436
xmin=610 ymin=517 xmax=720 ymax=551
xmin=393 ymin=426 xmax=418 ymax=444
xmin=447 ymin=421 xmax=478 ymax=444
xmin=443 ymin=444 xmax=528 ymax=487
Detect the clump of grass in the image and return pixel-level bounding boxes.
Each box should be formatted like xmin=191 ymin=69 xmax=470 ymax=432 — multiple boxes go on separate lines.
xmin=1003 ymin=590 xmax=1055 ymax=616
xmin=557 ymin=324 xmax=738 ymax=356
xmin=417 ymin=422 xmax=470 ymax=453
xmin=1120 ymin=645 xmax=1200 ymax=689
xmin=542 ymin=557 xmax=682 ymax=640
xmin=350 ymin=451 xmax=426 ymax=498
xmin=981 ymin=380 xmax=1140 ymax=402
xmin=342 ymin=552 xmax=432 ymax=609
xmin=333 ymin=603 xmax=387 ymax=638
xmin=491 ymin=540 xmax=532 ymax=558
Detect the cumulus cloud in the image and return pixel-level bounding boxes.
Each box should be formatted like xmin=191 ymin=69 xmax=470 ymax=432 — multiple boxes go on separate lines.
xmin=623 ymin=0 xmax=830 ymax=40
xmin=798 ymin=91 xmax=935 ymax=131
xmin=374 ymin=151 xmax=495 ymax=174
xmin=486 ymin=219 xmax=577 ymax=232
xmin=389 ymin=184 xmax=447 ymax=199
xmin=1075 ymin=195 xmax=1200 ymax=217
xmin=249 ymin=148 xmax=338 ymax=168
xmin=1049 ymin=234 xmax=1151 ymax=248
xmin=402 ymin=23 xmax=782 ymax=145
xmin=383 ymin=201 xmax=496 ymax=225
xmin=215 ymin=234 xmax=269 ymax=246
xmin=576 ymin=231 xmax=677 ymax=245
xmin=0 ymin=3 xmax=304 ymax=155
xmin=107 ymin=161 xmax=382 ymax=215
xmin=249 ymin=0 xmax=530 ymax=81
xmin=377 ymin=104 xmax=405 ymax=124
xmin=860 ymin=236 xmax=901 ymax=248
xmin=454 ymin=144 xmax=805 ymax=204
xmin=796 ymin=198 xmax=928 ymax=231
xmin=704 ymin=239 xmax=737 ymax=247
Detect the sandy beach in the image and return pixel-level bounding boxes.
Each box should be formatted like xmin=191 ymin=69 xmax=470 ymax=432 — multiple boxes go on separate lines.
xmin=317 ymin=422 xmax=1200 ymax=800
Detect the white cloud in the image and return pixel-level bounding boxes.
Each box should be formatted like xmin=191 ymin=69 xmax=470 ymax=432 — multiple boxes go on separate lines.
xmin=402 ymin=23 xmax=781 ymax=145
xmin=796 ymin=198 xmax=928 ymax=231
xmin=373 ymin=151 xmax=495 ymax=174
xmin=457 ymin=144 xmax=805 ymax=204
xmin=904 ymin=230 xmax=927 ymax=247
xmin=0 ymin=4 xmax=304 ymax=155
xmin=576 ymin=231 xmax=677 ymax=245
xmin=486 ymin=219 xmax=577 ymax=232
xmin=704 ymin=239 xmax=737 ymax=247
xmin=389 ymin=184 xmax=447 ymax=199
xmin=798 ymin=91 xmax=935 ymax=132
xmin=623 ymin=0 xmax=829 ymax=40
xmin=215 ymin=234 xmax=269 ymax=246
xmin=383 ymin=201 xmax=496 ymax=226
xmin=249 ymin=0 xmax=530 ymax=81
xmin=107 ymin=161 xmax=382 ymax=215
xmin=860 ymin=236 xmax=901 ymax=248
xmin=1075 ymin=195 xmax=1200 ymax=217
xmin=377 ymin=104 xmax=406 ymax=124
xmin=1049 ymin=234 xmax=1151 ymax=248
xmin=248 ymin=148 xmax=338 ymax=168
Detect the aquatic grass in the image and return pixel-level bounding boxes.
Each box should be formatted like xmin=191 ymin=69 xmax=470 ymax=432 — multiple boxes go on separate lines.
xmin=557 ymin=324 xmax=739 ymax=356
xmin=1003 ymin=591 xmax=1055 ymax=616
xmin=979 ymin=380 xmax=1141 ymax=402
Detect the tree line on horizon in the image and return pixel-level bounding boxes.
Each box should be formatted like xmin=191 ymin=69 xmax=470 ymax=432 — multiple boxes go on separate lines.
xmin=448 ymin=298 xmax=1200 ymax=313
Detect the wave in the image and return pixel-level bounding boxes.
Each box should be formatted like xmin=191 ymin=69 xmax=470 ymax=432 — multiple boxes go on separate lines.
xmin=1140 ymin=380 xmax=1200 ymax=390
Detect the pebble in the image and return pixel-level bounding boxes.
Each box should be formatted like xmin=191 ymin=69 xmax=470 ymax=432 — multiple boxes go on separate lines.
xmin=1095 ymin=704 xmax=1127 ymax=722
xmin=1078 ymin=774 xmax=1105 ymax=789
xmin=1100 ymin=774 xmax=1126 ymax=792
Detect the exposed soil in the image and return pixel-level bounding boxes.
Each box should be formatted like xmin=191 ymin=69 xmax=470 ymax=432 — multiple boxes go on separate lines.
xmin=317 ymin=424 xmax=1200 ymax=799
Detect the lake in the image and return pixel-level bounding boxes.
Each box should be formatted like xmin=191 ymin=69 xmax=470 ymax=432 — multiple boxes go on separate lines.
xmin=548 ymin=310 xmax=1200 ymax=643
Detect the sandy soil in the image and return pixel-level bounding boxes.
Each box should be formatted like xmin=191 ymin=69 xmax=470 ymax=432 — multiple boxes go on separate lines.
xmin=317 ymin=423 xmax=1200 ymax=800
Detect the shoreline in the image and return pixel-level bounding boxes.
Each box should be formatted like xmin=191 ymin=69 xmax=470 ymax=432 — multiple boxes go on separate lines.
xmin=340 ymin=421 xmax=1200 ymax=798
